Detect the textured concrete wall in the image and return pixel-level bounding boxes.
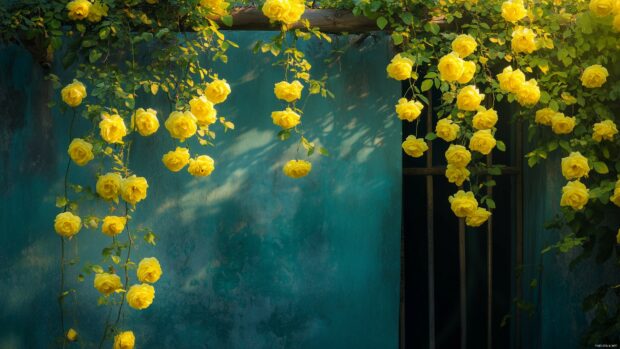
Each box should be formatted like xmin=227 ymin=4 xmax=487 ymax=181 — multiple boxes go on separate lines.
xmin=0 ymin=32 xmax=401 ymax=348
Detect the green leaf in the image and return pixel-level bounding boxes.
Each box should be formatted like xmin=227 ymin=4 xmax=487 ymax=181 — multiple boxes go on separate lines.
xmin=89 ymin=49 xmax=102 ymax=63
xmin=318 ymin=147 xmax=330 ymax=157
xmin=593 ymin=161 xmax=609 ymax=174
xmin=376 ymin=16 xmax=388 ymax=30
xmin=391 ymin=32 xmax=403 ymax=45
xmin=221 ymin=15 xmax=233 ymax=27
xmin=496 ymin=140 xmax=506 ymax=152
xmin=425 ymin=132 xmax=437 ymax=140
xmin=421 ymin=79 xmax=434 ymax=92
xmin=56 ymin=196 xmax=68 ymax=208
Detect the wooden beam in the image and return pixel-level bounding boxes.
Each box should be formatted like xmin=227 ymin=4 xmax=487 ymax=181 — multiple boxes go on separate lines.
xmin=216 ymin=7 xmax=378 ymax=33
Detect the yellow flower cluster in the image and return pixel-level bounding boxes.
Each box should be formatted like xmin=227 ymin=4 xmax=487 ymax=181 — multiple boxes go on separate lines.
xmin=283 ymin=159 xmax=312 ymax=178
xmin=95 ymin=173 xmax=148 ymax=205
xmin=262 ymin=0 xmax=305 ymax=25
xmin=100 ymin=113 xmax=127 ymax=144
xmin=68 ymin=138 xmax=94 ymax=166
xmin=387 ymin=54 xmax=414 ymax=81
xmin=438 ymin=52 xmax=476 ymax=84
xmin=61 ymin=81 xmax=87 ymax=107
xmin=592 ymin=120 xmax=618 ymax=142
xmin=274 ymin=80 xmax=304 ymax=102
xmin=132 ymin=108 xmax=159 ymax=136
xmin=54 ymin=212 xmax=82 ymax=238
xmin=402 ymin=135 xmax=428 ymax=158
xmin=496 ymin=67 xmax=540 ymax=107
xmin=435 ymin=118 xmax=460 ymax=142
xmin=395 ymin=98 xmax=424 ymax=122
xmin=101 ymin=216 xmax=127 ymax=237
xmin=113 ymin=331 xmax=135 ymax=349
xmin=448 ymin=191 xmax=492 ymax=227
xmin=94 ymin=272 xmax=122 ymax=295
xmin=272 ymin=108 xmax=301 ymax=129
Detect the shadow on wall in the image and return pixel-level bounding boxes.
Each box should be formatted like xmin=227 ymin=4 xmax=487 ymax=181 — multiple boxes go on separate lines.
xmin=0 ymin=32 xmax=402 ymax=349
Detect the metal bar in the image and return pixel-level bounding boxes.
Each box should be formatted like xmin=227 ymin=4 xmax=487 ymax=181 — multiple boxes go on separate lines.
xmin=459 ymin=218 xmax=467 ymax=349
xmin=426 ymin=91 xmax=436 ymax=349
xmin=404 ymin=166 xmax=520 ymax=176
xmin=515 ymin=120 xmax=524 ymax=349
xmin=486 ymin=154 xmax=493 ymax=349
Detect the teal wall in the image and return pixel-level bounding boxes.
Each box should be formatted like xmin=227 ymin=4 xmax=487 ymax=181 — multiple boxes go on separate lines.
xmin=0 ymin=33 xmax=402 ymax=348
xmin=522 ymin=152 xmax=618 ymax=348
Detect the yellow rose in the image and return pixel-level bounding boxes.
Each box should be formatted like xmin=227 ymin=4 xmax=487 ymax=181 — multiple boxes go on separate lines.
xmin=66 ymin=328 xmax=78 ymax=342
xmin=189 ymin=96 xmax=217 ymax=126
xmin=272 ymin=108 xmax=301 ymax=129
xmin=188 ymin=155 xmax=216 ymax=177
xmin=610 ymin=180 xmax=620 ymax=207
xmin=438 ymin=52 xmax=465 ymax=82
xmin=466 ymin=207 xmax=492 ymax=227
xmin=581 ymin=65 xmax=609 ymax=88
xmin=551 ymin=113 xmax=576 ymax=134
xmin=96 ymin=172 xmax=122 ymax=201
xmin=120 ymin=175 xmax=148 ymax=205
xmin=113 ymin=331 xmax=135 ymax=349
xmin=67 ymin=138 xmax=94 ymax=166
xmin=101 ymin=216 xmax=127 ymax=237
xmin=589 ymin=0 xmax=615 ymax=16
xmin=205 ymin=78 xmax=231 ymax=104
xmin=162 ymin=147 xmax=191 ymax=172
xmin=274 ymin=80 xmax=304 ymax=102
xmin=511 ymin=27 xmax=537 ymax=54
xmin=456 ymin=85 xmax=484 ymax=111
xmin=137 ymin=257 xmax=162 ymax=284
xmin=54 ymin=212 xmax=82 ymax=238
xmin=469 ymin=129 xmax=497 ymax=155
xmin=262 ymin=0 xmax=305 ymax=24
xmin=613 ymin=14 xmax=620 ymax=32
xmin=201 ymin=0 xmax=229 ymax=19
xmin=386 ymin=54 xmax=414 ymax=81
xmin=402 ymin=135 xmax=428 ymax=158
xmin=66 ymin=0 xmax=91 ymax=20
xmin=281 ymin=0 xmax=305 ymax=24
xmin=435 ymin=118 xmax=460 ymax=142
xmin=472 ymin=107 xmax=499 ymax=130
xmin=445 ymin=144 xmax=472 ymax=167
xmin=446 ymin=164 xmax=470 ymax=186
xmin=127 ymin=283 xmax=155 ymax=310
xmin=283 ymin=159 xmax=312 ymax=178
xmin=452 ymin=34 xmax=477 ymax=58
xmin=61 ymin=81 xmax=87 ymax=107
xmin=99 ymin=113 xmax=127 ymax=144
xmin=165 ymin=111 xmax=198 ymax=141
xmin=593 ymin=120 xmax=618 ymax=142
xmin=561 ymin=152 xmax=590 ymax=180
xmin=496 ymin=66 xmax=525 ymax=93
xmin=535 ymin=108 xmax=556 ymax=126
xmin=395 ymin=98 xmax=424 ymax=122
xmin=501 ymin=0 xmax=527 ymax=23
xmin=94 ymin=272 xmax=122 ymax=295
xmin=457 ymin=61 xmax=476 ymax=84
xmin=131 ymin=108 xmax=159 ymax=136
xmin=515 ymin=79 xmax=540 ymax=107
xmin=560 ymin=180 xmax=589 ymax=210
xmin=449 ymin=190 xmax=479 ymax=217
xmin=87 ymin=1 xmax=108 ymax=22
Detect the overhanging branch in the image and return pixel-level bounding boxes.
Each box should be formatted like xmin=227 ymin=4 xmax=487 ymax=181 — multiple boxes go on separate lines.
xmin=216 ymin=7 xmax=377 ymax=33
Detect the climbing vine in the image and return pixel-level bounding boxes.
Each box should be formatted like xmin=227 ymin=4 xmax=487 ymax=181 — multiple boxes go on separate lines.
xmin=1 ymin=0 xmax=619 ymax=346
